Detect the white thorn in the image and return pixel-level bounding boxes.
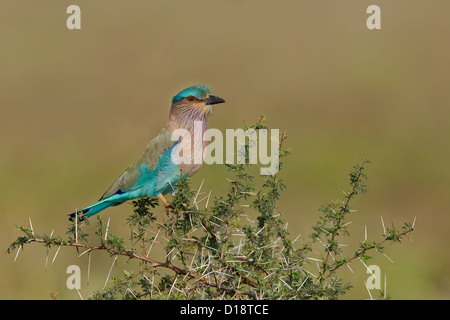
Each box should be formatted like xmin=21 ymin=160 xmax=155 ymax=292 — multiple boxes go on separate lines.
xmin=167 ymin=277 xmax=177 ymax=298
xmin=297 ymin=275 xmax=310 ymax=291
xmin=75 ymin=209 xmax=78 ymax=243
xmin=365 ymin=280 xmax=373 ymax=300
xmin=193 ymin=179 xmax=204 ymax=210
xmin=168 ymin=180 xmax=175 ymax=193
xmin=14 ymin=246 xmax=21 ymax=263
xmin=292 ymin=233 xmax=302 ymax=244
xmin=52 ymin=246 xmax=61 ymax=265
xmin=104 ymin=255 xmax=118 ymax=289
xmin=104 ymin=217 xmax=110 ymax=241
xmin=78 ymin=248 xmax=91 ymax=258
xmin=45 ymin=247 xmax=49 ymax=271
xmin=87 ymin=251 xmax=91 ymax=286
xmin=28 ymin=217 xmax=34 ymax=236
xmin=381 ymin=251 xmax=394 ymax=263
xmin=76 ymin=288 xmax=84 ymax=300
xmin=358 ymin=257 xmax=375 ymax=276
xmin=255 ymin=224 xmax=266 ymax=236
xmin=380 ymin=216 xmax=386 ymax=236
xmin=127 ymin=287 xmax=138 ymax=299
xmin=146 ymin=228 xmax=161 ymax=257
xmin=205 ymin=190 xmax=212 ymax=209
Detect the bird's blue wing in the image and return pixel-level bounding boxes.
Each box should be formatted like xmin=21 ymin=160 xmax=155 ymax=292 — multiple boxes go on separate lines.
xmin=99 ymin=127 xmax=179 ymax=200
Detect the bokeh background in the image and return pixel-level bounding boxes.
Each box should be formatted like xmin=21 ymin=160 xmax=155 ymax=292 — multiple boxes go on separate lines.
xmin=1 ymin=0 xmax=449 ymax=299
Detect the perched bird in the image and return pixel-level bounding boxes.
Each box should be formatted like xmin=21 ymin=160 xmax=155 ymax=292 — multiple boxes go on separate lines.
xmin=69 ymin=85 xmax=225 ymax=220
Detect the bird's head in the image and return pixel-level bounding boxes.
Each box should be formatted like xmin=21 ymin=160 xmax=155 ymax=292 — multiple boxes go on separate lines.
xmin=171 ymin=85 xmax=225 ymax=116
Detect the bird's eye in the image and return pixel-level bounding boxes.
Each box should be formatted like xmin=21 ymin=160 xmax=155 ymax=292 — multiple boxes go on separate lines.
xmin=187 ymin=96 xmax=195 ymax=101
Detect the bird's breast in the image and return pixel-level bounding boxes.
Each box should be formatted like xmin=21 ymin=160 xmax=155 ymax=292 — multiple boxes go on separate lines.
xmin=176 ymin=125 xmax=208 ymax=176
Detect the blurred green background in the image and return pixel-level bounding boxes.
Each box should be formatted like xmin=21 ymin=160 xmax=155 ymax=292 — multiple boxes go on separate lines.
xmin=1 ymin=0 xmax=449 ymax=299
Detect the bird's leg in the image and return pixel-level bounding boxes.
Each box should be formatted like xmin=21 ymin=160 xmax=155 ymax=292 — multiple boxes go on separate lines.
xmin=158 ymin=193 xmax=170 ymax=206
xmin=158 ymin=193 xmax=173 ymax=216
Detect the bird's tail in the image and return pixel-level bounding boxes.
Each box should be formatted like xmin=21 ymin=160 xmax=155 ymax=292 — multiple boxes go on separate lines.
xmin=68 ymin=199 xmax=119 ymax=221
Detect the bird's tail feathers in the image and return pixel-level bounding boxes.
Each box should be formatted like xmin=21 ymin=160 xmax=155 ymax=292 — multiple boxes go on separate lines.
xmin=68 ymin=199 xmax=121 ymax=221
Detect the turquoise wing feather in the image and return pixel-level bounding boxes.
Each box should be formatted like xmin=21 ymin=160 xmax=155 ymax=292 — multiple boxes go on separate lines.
xmin=99 ymin=127 xmax=178 ymax=201
xmin=69 ymin=128 xmax=182 ymax=220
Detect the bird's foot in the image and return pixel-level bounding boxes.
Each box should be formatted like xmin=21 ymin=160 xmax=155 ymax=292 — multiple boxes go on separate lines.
xmin=164 ymin=203 xmax=175 ymax=216
xmin=158 ymin=193 xmax=174 ymax=216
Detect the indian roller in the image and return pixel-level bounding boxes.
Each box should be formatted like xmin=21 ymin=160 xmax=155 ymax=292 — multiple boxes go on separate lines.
xmin=69 ymin=85 xmax=225 ymax=220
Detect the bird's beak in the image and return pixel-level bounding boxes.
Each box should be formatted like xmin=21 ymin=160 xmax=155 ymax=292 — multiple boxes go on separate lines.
xmin=204 ymin=95 xmax=226 ymax=105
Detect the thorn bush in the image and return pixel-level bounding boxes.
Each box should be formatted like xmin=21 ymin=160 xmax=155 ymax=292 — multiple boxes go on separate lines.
xmin=8 ymin=116 xmax=414 ymax=300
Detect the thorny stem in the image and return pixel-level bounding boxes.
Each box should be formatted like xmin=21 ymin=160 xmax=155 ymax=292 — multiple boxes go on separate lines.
xmin=22 ymin=234 xmax=257 ymax=294
xmin=320 ymin=170 xmax=362 ymax=281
